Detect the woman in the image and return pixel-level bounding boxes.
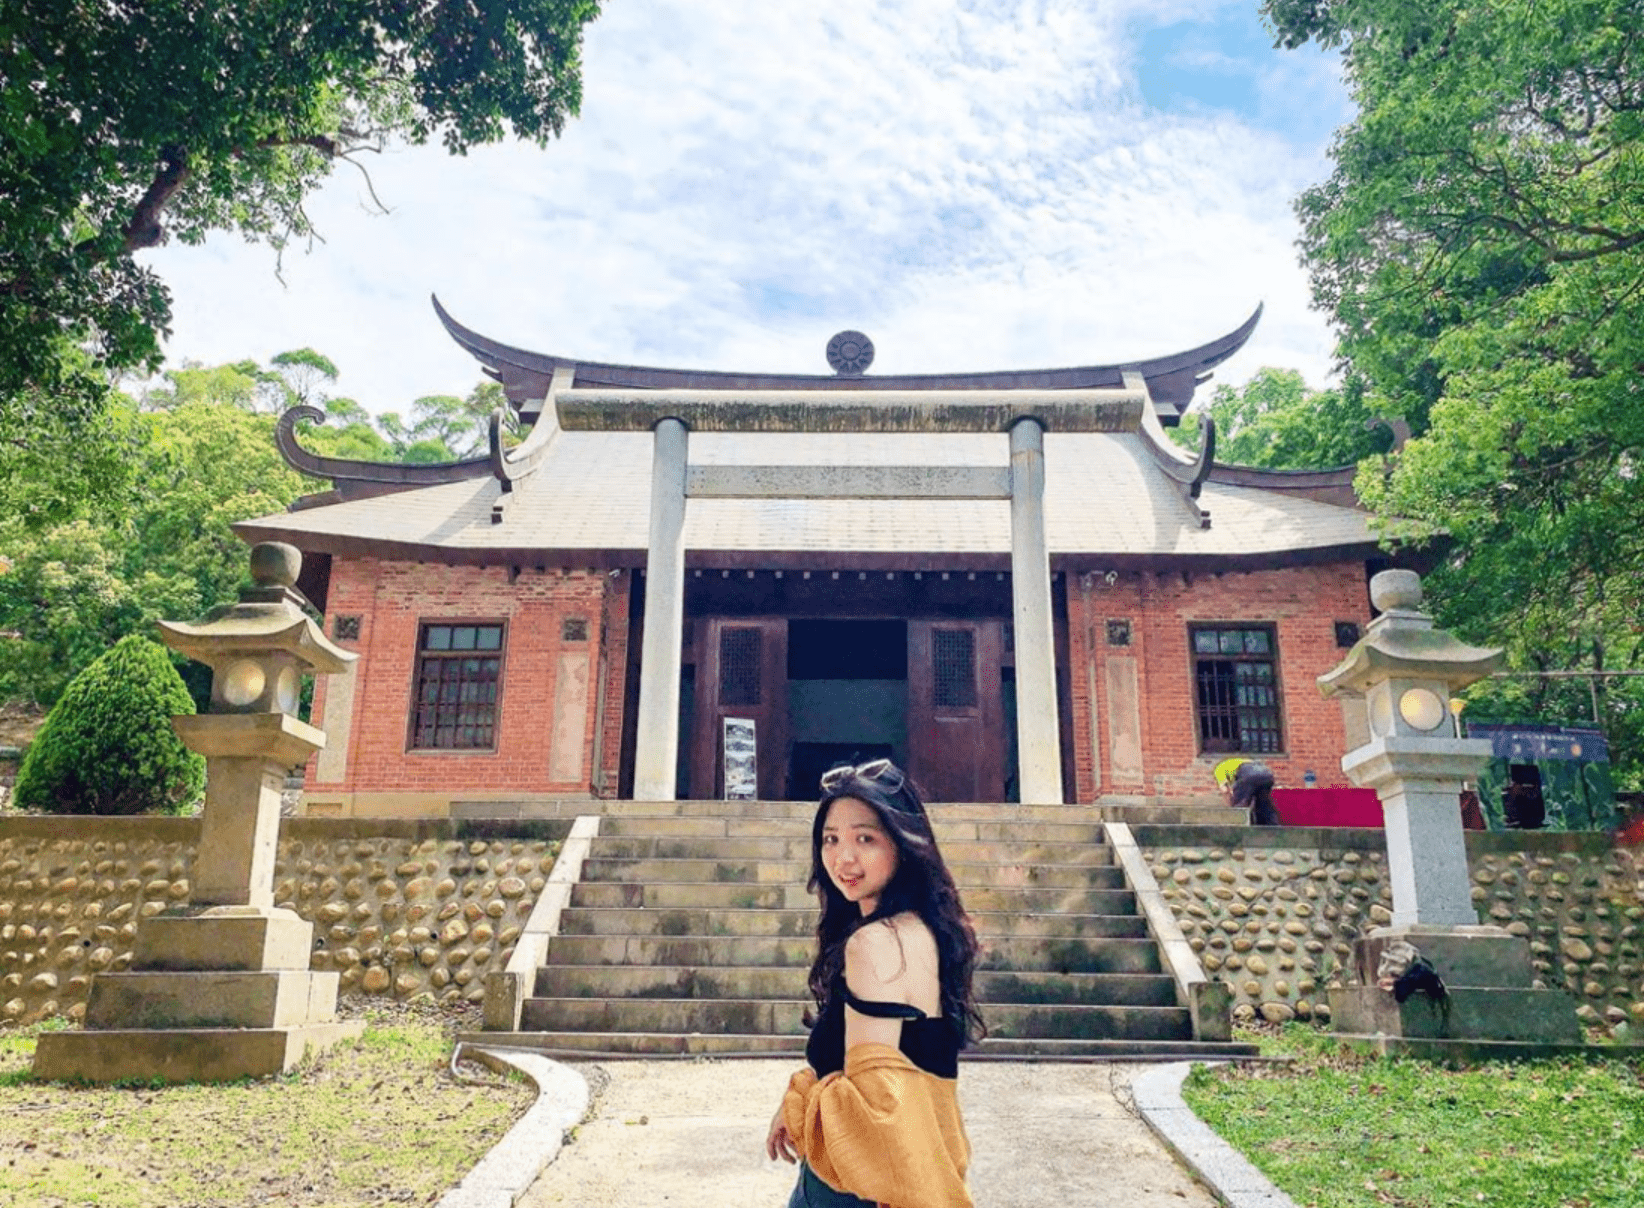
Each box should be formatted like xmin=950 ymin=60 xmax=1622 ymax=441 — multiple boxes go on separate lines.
xmin=765 ymin=759 xmax=983 ymax=1208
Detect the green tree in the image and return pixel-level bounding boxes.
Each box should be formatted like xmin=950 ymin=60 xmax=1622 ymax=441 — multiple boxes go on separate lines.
xmin=1171 ymin=367 xmax=1390 ymax=469
xmin=12 ymin=634 xmax=205 ymax=815
xmin=372 ymin=381 xmax=519 ymax=461
xmin=1266 ymin=0 xmax=1644 ymax=787
xmin=269 ymin=348 xmax=341 ymax=409
xmin=0 ymin=373 xmax=138 ymax=532
xmin=0 ymin=0 xmax=601 ymax=513
xmin=0 ymin=392 xmax=317 ymax=707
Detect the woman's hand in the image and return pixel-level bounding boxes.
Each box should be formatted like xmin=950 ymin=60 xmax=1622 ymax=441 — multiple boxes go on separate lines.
xmin=766 ymin=1102 xmax=798 ymax=1163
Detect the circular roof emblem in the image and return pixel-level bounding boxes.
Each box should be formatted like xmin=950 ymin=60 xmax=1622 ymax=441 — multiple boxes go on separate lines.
xmin=826 ymin=330 xmax=874 ymax=376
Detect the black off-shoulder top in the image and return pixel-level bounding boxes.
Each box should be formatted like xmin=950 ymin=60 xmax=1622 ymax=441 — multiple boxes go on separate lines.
xmin=805 ymin=979 xmax=962 ymax=1080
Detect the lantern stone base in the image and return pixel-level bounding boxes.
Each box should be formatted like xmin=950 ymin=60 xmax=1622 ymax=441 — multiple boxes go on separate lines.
xmin=33 ymin=1023 xmax=364 ymax=1084
xmin=31 ymin=905 xmax=359 ymax=1085
xmin=1330 ymin=924 xmax=1581 ymax=1050
xmin=135 ymin=907 xmax=315 ymax=971
xmin=84 ymin=969 xmax=342 ymax=1031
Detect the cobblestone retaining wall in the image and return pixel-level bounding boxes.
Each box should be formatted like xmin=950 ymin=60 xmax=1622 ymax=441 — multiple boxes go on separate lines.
xmin=0 ymin=817 xmax=566 ymax=1026
xmin=1136 ymin=826 xmax=1644 ymax=1034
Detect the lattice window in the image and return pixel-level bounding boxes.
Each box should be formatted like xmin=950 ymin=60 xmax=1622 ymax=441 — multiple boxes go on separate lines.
xmin=411 ymin=623 xmax=504 ymax=750
xmin=1191 ymin=624 xmax=1282 ymax=754
xmin=932 ymin=628 xmax=978 ymax=709
xmin=719 ymin=627 xmax=763 ymax=706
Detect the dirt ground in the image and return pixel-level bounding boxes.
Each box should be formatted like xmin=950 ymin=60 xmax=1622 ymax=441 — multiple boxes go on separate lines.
xmin=0 ymin=702 xmax=43 ymax=751
xmin=519 ymin=1058 xmax=1217 ymax=1207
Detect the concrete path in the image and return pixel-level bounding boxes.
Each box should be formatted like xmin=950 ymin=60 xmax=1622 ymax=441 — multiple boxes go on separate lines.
xmin=517 ymin=1058 xmax=1219 ymax=1207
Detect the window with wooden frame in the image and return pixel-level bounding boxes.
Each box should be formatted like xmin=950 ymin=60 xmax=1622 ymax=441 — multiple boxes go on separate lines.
xmin=1190 ymin=624 xmax=1282 ymax=755
xmin=410 ymin=622 xmax=505 ymax=751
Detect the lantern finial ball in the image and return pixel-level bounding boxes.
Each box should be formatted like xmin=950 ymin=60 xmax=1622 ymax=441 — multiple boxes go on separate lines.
xmin=1370 ymin=568 xmax=1423 ymax=612
xmin=248 ymin=542 xmax=302 ymax=589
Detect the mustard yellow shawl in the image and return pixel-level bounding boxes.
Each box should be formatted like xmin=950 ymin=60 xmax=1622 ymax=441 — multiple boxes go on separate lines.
xmin=782 ymin=1044 xmax=972 ymax=1208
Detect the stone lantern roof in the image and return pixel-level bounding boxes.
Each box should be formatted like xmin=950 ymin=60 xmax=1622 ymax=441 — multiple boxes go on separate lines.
xmin=157 ymin=542 xmax=353 ymax=675
xmin=1318 ymin=569 xmax=1501 ymax=698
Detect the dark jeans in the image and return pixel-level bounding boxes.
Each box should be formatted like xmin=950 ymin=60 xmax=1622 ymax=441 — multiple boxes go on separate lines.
xmin=786 ymin=1161 xmax=877 ymax=1207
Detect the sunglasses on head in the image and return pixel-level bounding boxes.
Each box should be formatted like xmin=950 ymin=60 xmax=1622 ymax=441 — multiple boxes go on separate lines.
xmin=819 ymin=758 xmax=905 ymax=794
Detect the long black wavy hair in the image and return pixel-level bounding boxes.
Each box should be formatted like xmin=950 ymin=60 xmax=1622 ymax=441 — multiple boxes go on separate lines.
xmin=805 ymin=762 xmax=985 ymax=1045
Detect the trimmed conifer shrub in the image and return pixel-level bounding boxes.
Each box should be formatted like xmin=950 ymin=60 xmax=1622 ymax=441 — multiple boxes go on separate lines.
xmin=12 ymin=634 xmax=205 ymax=815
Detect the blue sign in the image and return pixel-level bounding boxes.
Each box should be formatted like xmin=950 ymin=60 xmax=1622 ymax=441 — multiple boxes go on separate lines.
xmin=1465 ymin=724 xmax=1609 ymax=764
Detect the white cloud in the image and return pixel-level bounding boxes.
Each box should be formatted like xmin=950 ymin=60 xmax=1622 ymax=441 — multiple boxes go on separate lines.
xmin=142 ymin=0 xmax=1349 ymax=413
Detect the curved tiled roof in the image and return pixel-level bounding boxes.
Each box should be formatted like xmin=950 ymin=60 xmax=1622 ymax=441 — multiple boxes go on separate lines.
xmin=240 ymin=428 xmax=1375 ymax=569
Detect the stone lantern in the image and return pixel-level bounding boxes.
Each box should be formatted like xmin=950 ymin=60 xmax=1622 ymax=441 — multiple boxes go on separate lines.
xmin=34 ymin=543 xmax=364 ymax=1083
xmin=1317 ymin=569 xmax=1580 ymax=1049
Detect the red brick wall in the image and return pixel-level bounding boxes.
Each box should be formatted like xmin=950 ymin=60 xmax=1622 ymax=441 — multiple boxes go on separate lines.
xmin=1065 ymin=563 xmax=1372 ymax=801
xmin=307 ymin=557 xmax=631 ymax=796
xmin=306 ymin=554 xmax=1367 ymax=804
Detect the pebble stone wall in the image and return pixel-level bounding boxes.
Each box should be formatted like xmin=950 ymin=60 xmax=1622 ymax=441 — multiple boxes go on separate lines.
xmin=0 ymin=818 xmax=565 ymax=1027
xmin=1140 ymin=827 xmax=1644 ymax=1034
xmin=5 ymin=816 xmax=1641 ymax=1037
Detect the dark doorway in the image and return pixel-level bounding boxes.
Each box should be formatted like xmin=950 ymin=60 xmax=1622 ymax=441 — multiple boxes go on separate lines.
xmin=792 ymin=742 xmax=897 ymax=801
xmin=786 ymin=620 xmax=908 ymax=798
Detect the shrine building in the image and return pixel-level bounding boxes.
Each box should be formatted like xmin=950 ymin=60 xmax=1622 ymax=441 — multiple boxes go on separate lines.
xmin=239 ymin=300 xmax=1385 ymax=817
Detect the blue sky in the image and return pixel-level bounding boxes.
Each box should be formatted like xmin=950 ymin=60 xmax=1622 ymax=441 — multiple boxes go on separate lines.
xmin=143 ymin=0 xmax=1353 ymax=414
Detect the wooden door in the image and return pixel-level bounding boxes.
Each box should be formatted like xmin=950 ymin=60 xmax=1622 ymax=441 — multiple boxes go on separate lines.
xmin=907 ymin=620 xmax=1006 ymax=802
xmin=690 ymin=618 xmax=789 ymax=800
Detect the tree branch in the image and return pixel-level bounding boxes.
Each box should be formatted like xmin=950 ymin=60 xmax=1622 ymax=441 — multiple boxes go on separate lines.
xmin=118 ymin=145 xmax=191 ymax=254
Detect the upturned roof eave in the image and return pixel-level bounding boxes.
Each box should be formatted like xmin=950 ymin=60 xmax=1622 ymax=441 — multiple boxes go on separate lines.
xmin=433 ymin=294 xmax=1263 ymax=396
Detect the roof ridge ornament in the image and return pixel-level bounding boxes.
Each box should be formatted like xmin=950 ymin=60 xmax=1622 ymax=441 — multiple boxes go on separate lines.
xmin=826 ymin=330 xmax=874 ymax=376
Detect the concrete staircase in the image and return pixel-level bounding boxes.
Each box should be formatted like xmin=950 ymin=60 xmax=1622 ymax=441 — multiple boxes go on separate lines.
xmin=476 ymin=799 xmax=1256 ymax=1060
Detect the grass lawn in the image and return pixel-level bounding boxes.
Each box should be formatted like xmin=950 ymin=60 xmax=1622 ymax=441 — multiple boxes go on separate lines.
xmin=1183 ymin=1025 xmax=1644 ymax=1208
xmin=0 ymin=1010 xmax=534 ymax=1208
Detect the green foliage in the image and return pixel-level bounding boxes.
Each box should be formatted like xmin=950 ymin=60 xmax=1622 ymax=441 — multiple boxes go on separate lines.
xmin=12 ymin=635 xmax=205 ymax=815
xmin=0 ymin=0 xmax=601 ymax=519
xmin=1170 ymin=367 xmax=1391 ymax=469
xmin=0 ymin=356 xmax=139 ymax=532
xmin=0 ymin=372 xmax=317 ymax=707
xmin=361 ymin=380 xmax=517 ymax=462
xmin=1184 ymin=1025 xmax=1644 ymax=1208
xmin=0 ymin=350 xmax=514 ymax=709
xmin=1264 ymin=0 xmax=1644 ymax=788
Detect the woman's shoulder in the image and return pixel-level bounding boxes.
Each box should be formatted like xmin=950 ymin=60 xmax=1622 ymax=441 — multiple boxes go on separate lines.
xmin=845 ymin=913 xmax=938 ymax=992
xmin=846 ymin=912 xmax=935 ymax=953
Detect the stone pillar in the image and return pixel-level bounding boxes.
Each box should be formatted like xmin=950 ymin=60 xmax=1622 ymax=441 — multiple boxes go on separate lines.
xmin=1343 ymin=744 xmax=1485 ymax=929
xmin=180 ymin=714 xmax=323 ymax=909
xmin=1008 ymin=417 xmax=1064 ymax=804
xmin=632 ymin=417 xmax=689 ymax=801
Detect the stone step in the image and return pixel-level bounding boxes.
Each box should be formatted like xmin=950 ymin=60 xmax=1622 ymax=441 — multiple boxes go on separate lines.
xmin=586 ymin=834 xmax=1114 ymax=865
xmin=554 ymin=907 xmax=1150 ymax=940
xmin=459 ymin=1030 xmax=1258 ymax=1060
xmin=568 ymin=881 xmax=1139 ymax=915
xmin=579 ymin=857 xmax=1126 ymax=890
xmin=518 ymin=997 xmax=1193 ymax=1041
xmin=534 ymin=964 xmax=1179 ymax=1007
xmin=536 ymin=963 xmax=808 ymax=1000
xmin=596 ymin=816 xmax=1114 ymax=844
xmin=452 ymin=798 xmax=1237 ymax=825
xmin=541 ymin=934 xmax=1163 ymax=974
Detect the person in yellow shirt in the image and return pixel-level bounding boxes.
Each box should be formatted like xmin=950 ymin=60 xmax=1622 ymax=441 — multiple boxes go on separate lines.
xmin=765 ymin=759 xmax=983 ymax=1208
xmin=1215 ymin=757 xmax=1280 ymax=826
